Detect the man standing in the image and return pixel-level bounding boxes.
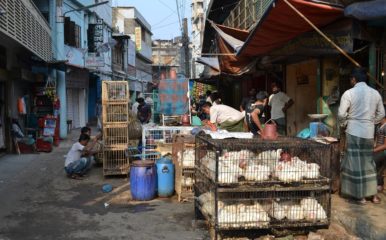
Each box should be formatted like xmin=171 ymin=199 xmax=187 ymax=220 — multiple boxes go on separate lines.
xmin=137 ymin=97 xmax=152 ymax=124
xmin=338 ymin=68 xmax=385 ymax=204
xmin=201 ymin=102 xmax=244 ymax=132
xmin=240 ymin=88 xmax=257 ymax=112
xmin=245 ymin=91 xmax=268 ymax=136
xmin=268 ymin=82 xmax=294 ymax=135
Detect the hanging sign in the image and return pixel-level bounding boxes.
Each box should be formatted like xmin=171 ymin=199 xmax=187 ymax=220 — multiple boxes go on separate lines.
xmin=88 ymin=18 xmax=104 ymax=52
xmin=135 ymin=27 xmax=142 ymax=51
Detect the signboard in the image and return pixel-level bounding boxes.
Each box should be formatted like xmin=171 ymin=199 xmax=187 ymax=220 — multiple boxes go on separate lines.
xmin=128 ymin=40 xmax=136 ymax=67
xmin=85 ymin=53 xmax=105 ymax=67
xmin=88 ymin=18 xmax=104 ymax=52
xmin=135 ymin=27 xmax=142 ymax=51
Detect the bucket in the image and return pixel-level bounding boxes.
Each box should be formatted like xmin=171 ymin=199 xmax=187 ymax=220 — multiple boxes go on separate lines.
xmin=262 ymin=119 xmax=278 ymax=140
xmin=309 ymin=122 xmax=319 ymax=138
xmin=156 ymin=157 xmax=175 ymax=197
xmin=130 ymin=160 xmax=156 ymax=201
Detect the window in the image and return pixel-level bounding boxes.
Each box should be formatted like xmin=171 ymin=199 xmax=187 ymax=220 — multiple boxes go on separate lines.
xmin=64 ymin=17 xmax=81 ymax=48
xmin=141 ymin=28 xmax=146 ymax=43
xmin=0 ymin=45 xmax=6 ymax=69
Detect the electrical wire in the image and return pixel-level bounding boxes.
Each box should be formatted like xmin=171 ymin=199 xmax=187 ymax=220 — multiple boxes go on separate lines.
xmin=152 ymin=12 xmax=175 ymax=27
xmin=175 ymin=0 xmax=183 ymax=32
xmin=152 ymin=21 xmax=180 ymax=30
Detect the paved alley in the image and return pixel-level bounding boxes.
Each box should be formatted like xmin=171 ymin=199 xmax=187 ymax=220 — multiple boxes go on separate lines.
xmin=0 ymin=131 xmax=207 ymax=240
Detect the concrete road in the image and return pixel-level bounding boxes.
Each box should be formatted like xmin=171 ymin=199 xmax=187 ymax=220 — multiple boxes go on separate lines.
xmin=0 ymin=133 xmax=207 ymax=240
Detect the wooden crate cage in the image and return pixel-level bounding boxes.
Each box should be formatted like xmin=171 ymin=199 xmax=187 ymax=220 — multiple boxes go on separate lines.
xmin=102 ymin=148 xmax=129 ymax=176
xmin=102 ymin=81 xmax=129 ymax=102
xmin=103 ymin=123 xmax=129 ymax=148
xmin=102 ymin=103 xmax=129 ymax=124
xmin=101 ymin=80 xmax=130 ymax=176
xmin=172 ymin=134 xmax=196 ymax=202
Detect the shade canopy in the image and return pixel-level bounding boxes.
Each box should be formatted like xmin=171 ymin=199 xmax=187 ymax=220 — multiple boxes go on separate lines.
xmin=238 ymin=0 xmax=343 ymax=57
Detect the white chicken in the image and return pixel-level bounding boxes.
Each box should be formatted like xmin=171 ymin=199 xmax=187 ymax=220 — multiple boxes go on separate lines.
xmin=275 ymin=162 xmax=303 ymax=183
xmin=286 ymin=205 xmax=305 ymax=221
xmin=269 ymin=201 xmax=287 ymax=220
xmin=182 ymin=149 xmax=195 ymax=167
xmin=243 ymin=164 xmax=271 ymax=182
xmin=303 ymin=163 xmax=320 ymax=179
xmin=300 ymin=197 xmax=327 ymax=221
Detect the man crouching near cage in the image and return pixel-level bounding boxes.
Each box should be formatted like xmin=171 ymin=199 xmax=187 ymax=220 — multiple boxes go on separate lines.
xmin=64 ymin=134 xmax=99 ymax=180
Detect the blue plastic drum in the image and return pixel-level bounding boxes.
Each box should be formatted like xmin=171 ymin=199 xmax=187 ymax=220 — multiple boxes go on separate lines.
xmin=130 ymin=160 xmax=156 ymax=201
xmin=156 ymin=157 xmax=175 ymax=197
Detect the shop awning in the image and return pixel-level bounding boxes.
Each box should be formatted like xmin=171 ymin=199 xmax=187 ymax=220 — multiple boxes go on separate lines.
xmin=217 ymin=0 xmax=344 ymax=57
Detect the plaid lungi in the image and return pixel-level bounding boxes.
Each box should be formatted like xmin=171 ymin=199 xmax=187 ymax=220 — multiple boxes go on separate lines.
xmin=219 ymin=119 xmax=244 ymax=132
xmin=341 ymin=134 xmax=377 ymax=199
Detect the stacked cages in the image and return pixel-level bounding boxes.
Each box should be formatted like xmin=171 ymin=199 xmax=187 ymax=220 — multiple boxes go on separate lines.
xmin=172 ymin=134 xmax=196 ymax=202
xmin=194 ymin=133 xmax=332 ymax=239
xmin=141 ymin=126 xmax=194 ymax=161
xmin=102 ymin=81 xmax=130 ymax=176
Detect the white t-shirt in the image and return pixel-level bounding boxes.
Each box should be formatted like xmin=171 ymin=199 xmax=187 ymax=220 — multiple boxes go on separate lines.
xmin=210 ymin=104 xmax=244 ymax=124
xmin=269 ymin=91 xmax=291 ymax=119
xmin=65 ymin=142 xmax=85 ymax=167
xmin=132 ymin=102 xmax=139 ymax=114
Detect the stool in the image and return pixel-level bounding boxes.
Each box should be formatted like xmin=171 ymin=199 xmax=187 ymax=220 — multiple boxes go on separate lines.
xmin=67 ymin=120 xmax=72 ymax=133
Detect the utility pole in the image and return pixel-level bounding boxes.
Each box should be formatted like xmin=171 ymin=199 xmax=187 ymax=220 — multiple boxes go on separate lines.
xmin=182 ymin=18 xmax=190 ymax=78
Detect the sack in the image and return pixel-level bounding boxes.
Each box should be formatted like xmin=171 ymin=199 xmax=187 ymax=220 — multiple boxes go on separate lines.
xmin=128 ymin=111 xmax=142 ymax=139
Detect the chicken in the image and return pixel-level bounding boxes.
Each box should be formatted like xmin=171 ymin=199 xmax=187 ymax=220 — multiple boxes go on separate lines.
xmin=303 ymin=163 xmax=320 ymax=179
xmin=300 ymin=197 xmax=327 ymax=221
xmin=243 ymin=164 xmax=271 ymax=182
xmin=287 ymin=205 xmax=304 ymax=221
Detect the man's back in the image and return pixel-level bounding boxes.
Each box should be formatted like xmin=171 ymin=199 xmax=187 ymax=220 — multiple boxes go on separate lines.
xmin=339 ymin=82 xmax=384 ymax=139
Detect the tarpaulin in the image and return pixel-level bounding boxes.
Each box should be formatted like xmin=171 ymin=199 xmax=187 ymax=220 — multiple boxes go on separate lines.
xmin=237 ymin=0 xmax=343 ymax=57
xmin=217 ymin=35 xmax=257 ymax=75
xmin=196 ymin=57 xmax=220 ymax=72
xmin=158 ymin=75 xmax=189 ymax=115
xmin=345 ymin=0 xmax=386 ymax=20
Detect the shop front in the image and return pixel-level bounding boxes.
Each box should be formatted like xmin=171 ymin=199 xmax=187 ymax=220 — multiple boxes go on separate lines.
xmin=66 ymin=66 xmax=89 ymax=129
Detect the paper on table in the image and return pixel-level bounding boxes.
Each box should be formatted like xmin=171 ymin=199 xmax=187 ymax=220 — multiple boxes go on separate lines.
xmin=203 ymin=130 xmax=254 ymax=139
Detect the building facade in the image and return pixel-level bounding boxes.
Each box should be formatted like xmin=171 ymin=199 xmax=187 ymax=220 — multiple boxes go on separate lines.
xmin=112 ymin=6 xmax=153 ymax=97
xmin=191 ymin=0 xmax=209 ymax=78
xmin=0 ymin=0 xmax=52 ymax=152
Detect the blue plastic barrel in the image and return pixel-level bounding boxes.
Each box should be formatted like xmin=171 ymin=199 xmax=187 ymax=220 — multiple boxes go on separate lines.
xmin=130 ymin=160 xmax=156 ymax=201
xmin=156 ymin=157 xmax=175 ymax=197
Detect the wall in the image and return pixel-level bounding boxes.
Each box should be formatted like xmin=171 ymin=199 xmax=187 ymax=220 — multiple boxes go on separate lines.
xmin=286 ymin=59 xmax=318 ymax=136
xmin=321 ymin=57 xmax=340 ymax=136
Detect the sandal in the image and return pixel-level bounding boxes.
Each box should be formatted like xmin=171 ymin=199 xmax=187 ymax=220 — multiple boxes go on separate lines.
xmin=70 ymin=174 xmax=84 ymax=180
xmin=372 ymin=196 xmax=381 ymax=204
xmin=358 ymin=198 xmax=367 ymax=205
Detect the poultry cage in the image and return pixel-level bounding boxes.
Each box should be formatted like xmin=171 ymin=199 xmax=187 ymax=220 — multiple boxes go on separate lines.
xmin=172 ymin=134 xmax=196 ymax=202
xmin=102 ymin=81 xmax=129 ymax=102
xmin=141 ymin=126 xmax=194 ymax=161
xmin=194 ymin=133 xmax=332 ymax=239
xmin=101 ymin=80 xmax=130 ymax=176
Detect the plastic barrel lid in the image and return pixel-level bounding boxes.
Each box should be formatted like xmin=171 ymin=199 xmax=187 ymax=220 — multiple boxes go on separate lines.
xmin=157 ymin=157 xmax=172 ymax=164
xmin=131 ymin=160 xmax=154 ymax=167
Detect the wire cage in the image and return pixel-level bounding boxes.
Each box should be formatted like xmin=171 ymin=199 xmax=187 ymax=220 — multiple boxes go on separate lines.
xmin=195 ymin=172 xmax=331 ymax=240
xmin=103 ymin=123 xmax=129 ymax=147
xmin=102 ymin=103 xmax=129 ymax=124
xmin=172 ymin=134 xmax=196 ymax=202
xmin=102 ymin=81 xmax=129 ymax=102
xmin=125 ymin=147 xmax=162 ymax=163
xmin=195 ymin=133 xmax=332 ymax=188
xmin=141 ymin=126 xmax=194 ymax=161
xmin=103 ymin=147 xmax=129 ymax=176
